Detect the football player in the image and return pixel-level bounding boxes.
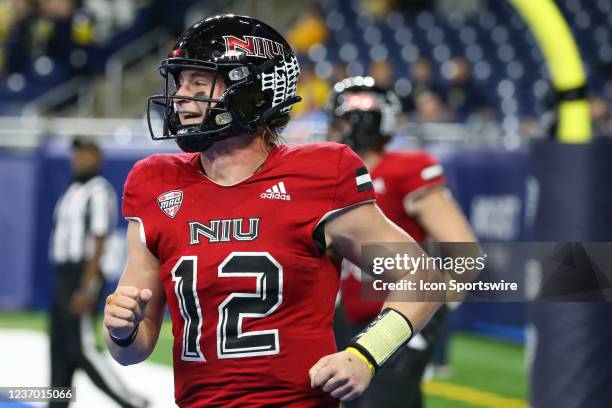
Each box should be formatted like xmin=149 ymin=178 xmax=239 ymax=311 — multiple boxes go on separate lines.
xmin=103 ymin=15 xmax=447 ymax=407
xmin=328 ymin=77 xmax=477 ymax=407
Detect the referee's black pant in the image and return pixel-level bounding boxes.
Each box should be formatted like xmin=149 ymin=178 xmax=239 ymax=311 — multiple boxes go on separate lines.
xmin=49 ymin=262 xmax=144 ymax=408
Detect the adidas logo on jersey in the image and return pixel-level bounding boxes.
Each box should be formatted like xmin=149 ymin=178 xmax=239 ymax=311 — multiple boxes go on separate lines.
xmin=260 ymin=181 xmax=291 ymax=201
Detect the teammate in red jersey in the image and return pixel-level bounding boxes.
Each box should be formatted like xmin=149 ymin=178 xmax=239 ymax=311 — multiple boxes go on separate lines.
xmin=102 ymin=15 xmax=446 ymax=407
xmin=328 ymin=77 xmax=477 ymax=407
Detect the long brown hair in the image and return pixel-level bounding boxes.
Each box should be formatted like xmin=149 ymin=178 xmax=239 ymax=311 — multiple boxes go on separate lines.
xmin=262 ymin=126 xmax=285 ymax=150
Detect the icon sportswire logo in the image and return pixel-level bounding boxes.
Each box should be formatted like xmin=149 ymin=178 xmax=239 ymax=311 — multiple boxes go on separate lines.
xmin=157 ymin=190 xmax=183 ymax=218
xmin=260 ymin=181 xmax=291 ymax=201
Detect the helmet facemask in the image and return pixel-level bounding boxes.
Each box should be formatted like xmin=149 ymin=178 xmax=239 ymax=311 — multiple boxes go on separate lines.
xmin=147 ymin=57 xmax=257 ymax=152
xmin=334 ymin=109 xmax=388 ymax=152
xmin=330 ymin=85 xmax=401 ymax=153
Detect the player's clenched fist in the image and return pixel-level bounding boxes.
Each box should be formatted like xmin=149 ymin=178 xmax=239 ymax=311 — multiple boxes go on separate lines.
xmin=309 ymin=351 xmax=373 ymax=401
xmin=104 ymin=286 xmax=152 ymax=339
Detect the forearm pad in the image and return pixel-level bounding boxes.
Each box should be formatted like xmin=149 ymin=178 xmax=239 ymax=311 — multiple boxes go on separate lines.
xmin=348 ymin=308 xmax=414 ymax=371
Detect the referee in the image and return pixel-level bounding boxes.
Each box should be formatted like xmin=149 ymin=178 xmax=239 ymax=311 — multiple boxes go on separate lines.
xmin=49 ymin=138 xmax=147 ymax=408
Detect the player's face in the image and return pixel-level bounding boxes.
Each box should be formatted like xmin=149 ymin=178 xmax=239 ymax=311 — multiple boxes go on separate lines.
xmin=72 ymin=148 xmax=101 ymax=177
xmin=174 ymin=70 xmax=226 ymax=126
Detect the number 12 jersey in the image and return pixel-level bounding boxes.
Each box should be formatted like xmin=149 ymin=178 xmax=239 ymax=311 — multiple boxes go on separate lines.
xmin=122 ymin=142 xmax=376 ymax=407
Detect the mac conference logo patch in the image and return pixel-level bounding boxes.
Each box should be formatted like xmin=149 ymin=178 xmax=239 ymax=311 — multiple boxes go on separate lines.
xmin=157 ymin=190 xmax=183 ymax=218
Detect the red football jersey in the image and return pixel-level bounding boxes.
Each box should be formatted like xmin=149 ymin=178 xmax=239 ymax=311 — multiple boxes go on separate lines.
xmin=340 ymin=151 xmax=445 ymax=325
xmin=122 ymin=143 xmax=376 ymax=407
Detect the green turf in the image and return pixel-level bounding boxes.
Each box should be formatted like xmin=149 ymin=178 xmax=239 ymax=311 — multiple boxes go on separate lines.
xmin=0 ymin=311 xmax=174 ymax=366
xmin=0 ymin=311 xmax=527 ymax=407
xmin=423 ymin=333 xmax=527 ymax=407
xmin=439 ymin=333 xmax=527 ymax=400
xmin=0 ymin=311 xmax=47 ymax=331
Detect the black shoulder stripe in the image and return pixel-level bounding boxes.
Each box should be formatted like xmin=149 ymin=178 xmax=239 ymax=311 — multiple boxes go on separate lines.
xmin=357 ymin=182 xmax=374 ymax=192
xmin=355 ymin=167 xmax=373 ymax=192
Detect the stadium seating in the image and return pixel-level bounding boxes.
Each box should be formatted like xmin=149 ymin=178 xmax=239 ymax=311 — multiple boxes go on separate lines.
xmin=1 ymin=0 xmax=610 ymax=124
xmin=0 ymin=0 xmax=199 ymax=114
xmin=312 ymin=0 xmax=611 ymax=122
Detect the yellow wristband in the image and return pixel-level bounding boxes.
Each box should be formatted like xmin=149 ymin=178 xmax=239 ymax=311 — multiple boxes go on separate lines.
xmin=346 ymin=347 xmax=375 ymax=376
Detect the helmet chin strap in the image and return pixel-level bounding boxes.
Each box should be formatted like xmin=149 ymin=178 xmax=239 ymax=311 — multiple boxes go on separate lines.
xmin=174 ymin=113 xmax=251 ymax=153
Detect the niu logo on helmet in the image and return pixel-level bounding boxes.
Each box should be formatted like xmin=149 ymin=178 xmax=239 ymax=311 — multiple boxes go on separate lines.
xmin=223 ymin=35 xmax=285 ymax=59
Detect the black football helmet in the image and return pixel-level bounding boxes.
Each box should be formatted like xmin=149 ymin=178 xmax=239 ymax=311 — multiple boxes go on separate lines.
xmin=328 ymin=76 xmax=402 ymax=152
xmin=147 ymin=15 xmax=301 ymax=152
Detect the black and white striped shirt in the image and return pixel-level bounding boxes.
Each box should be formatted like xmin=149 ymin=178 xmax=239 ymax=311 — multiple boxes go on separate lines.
xmin=51 ymin=176 xmax=117 ymax=263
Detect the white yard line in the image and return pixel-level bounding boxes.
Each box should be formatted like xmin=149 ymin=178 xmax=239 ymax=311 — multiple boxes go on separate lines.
xmin=0 ymin=329 xmax=176 ymax=407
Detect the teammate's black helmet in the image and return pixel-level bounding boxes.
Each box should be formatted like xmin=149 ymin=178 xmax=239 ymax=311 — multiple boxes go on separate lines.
xmin=328 ymin=76 xmax=401 ymax=152
xmin=147 ymin=14 xmax=301 ymax=152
